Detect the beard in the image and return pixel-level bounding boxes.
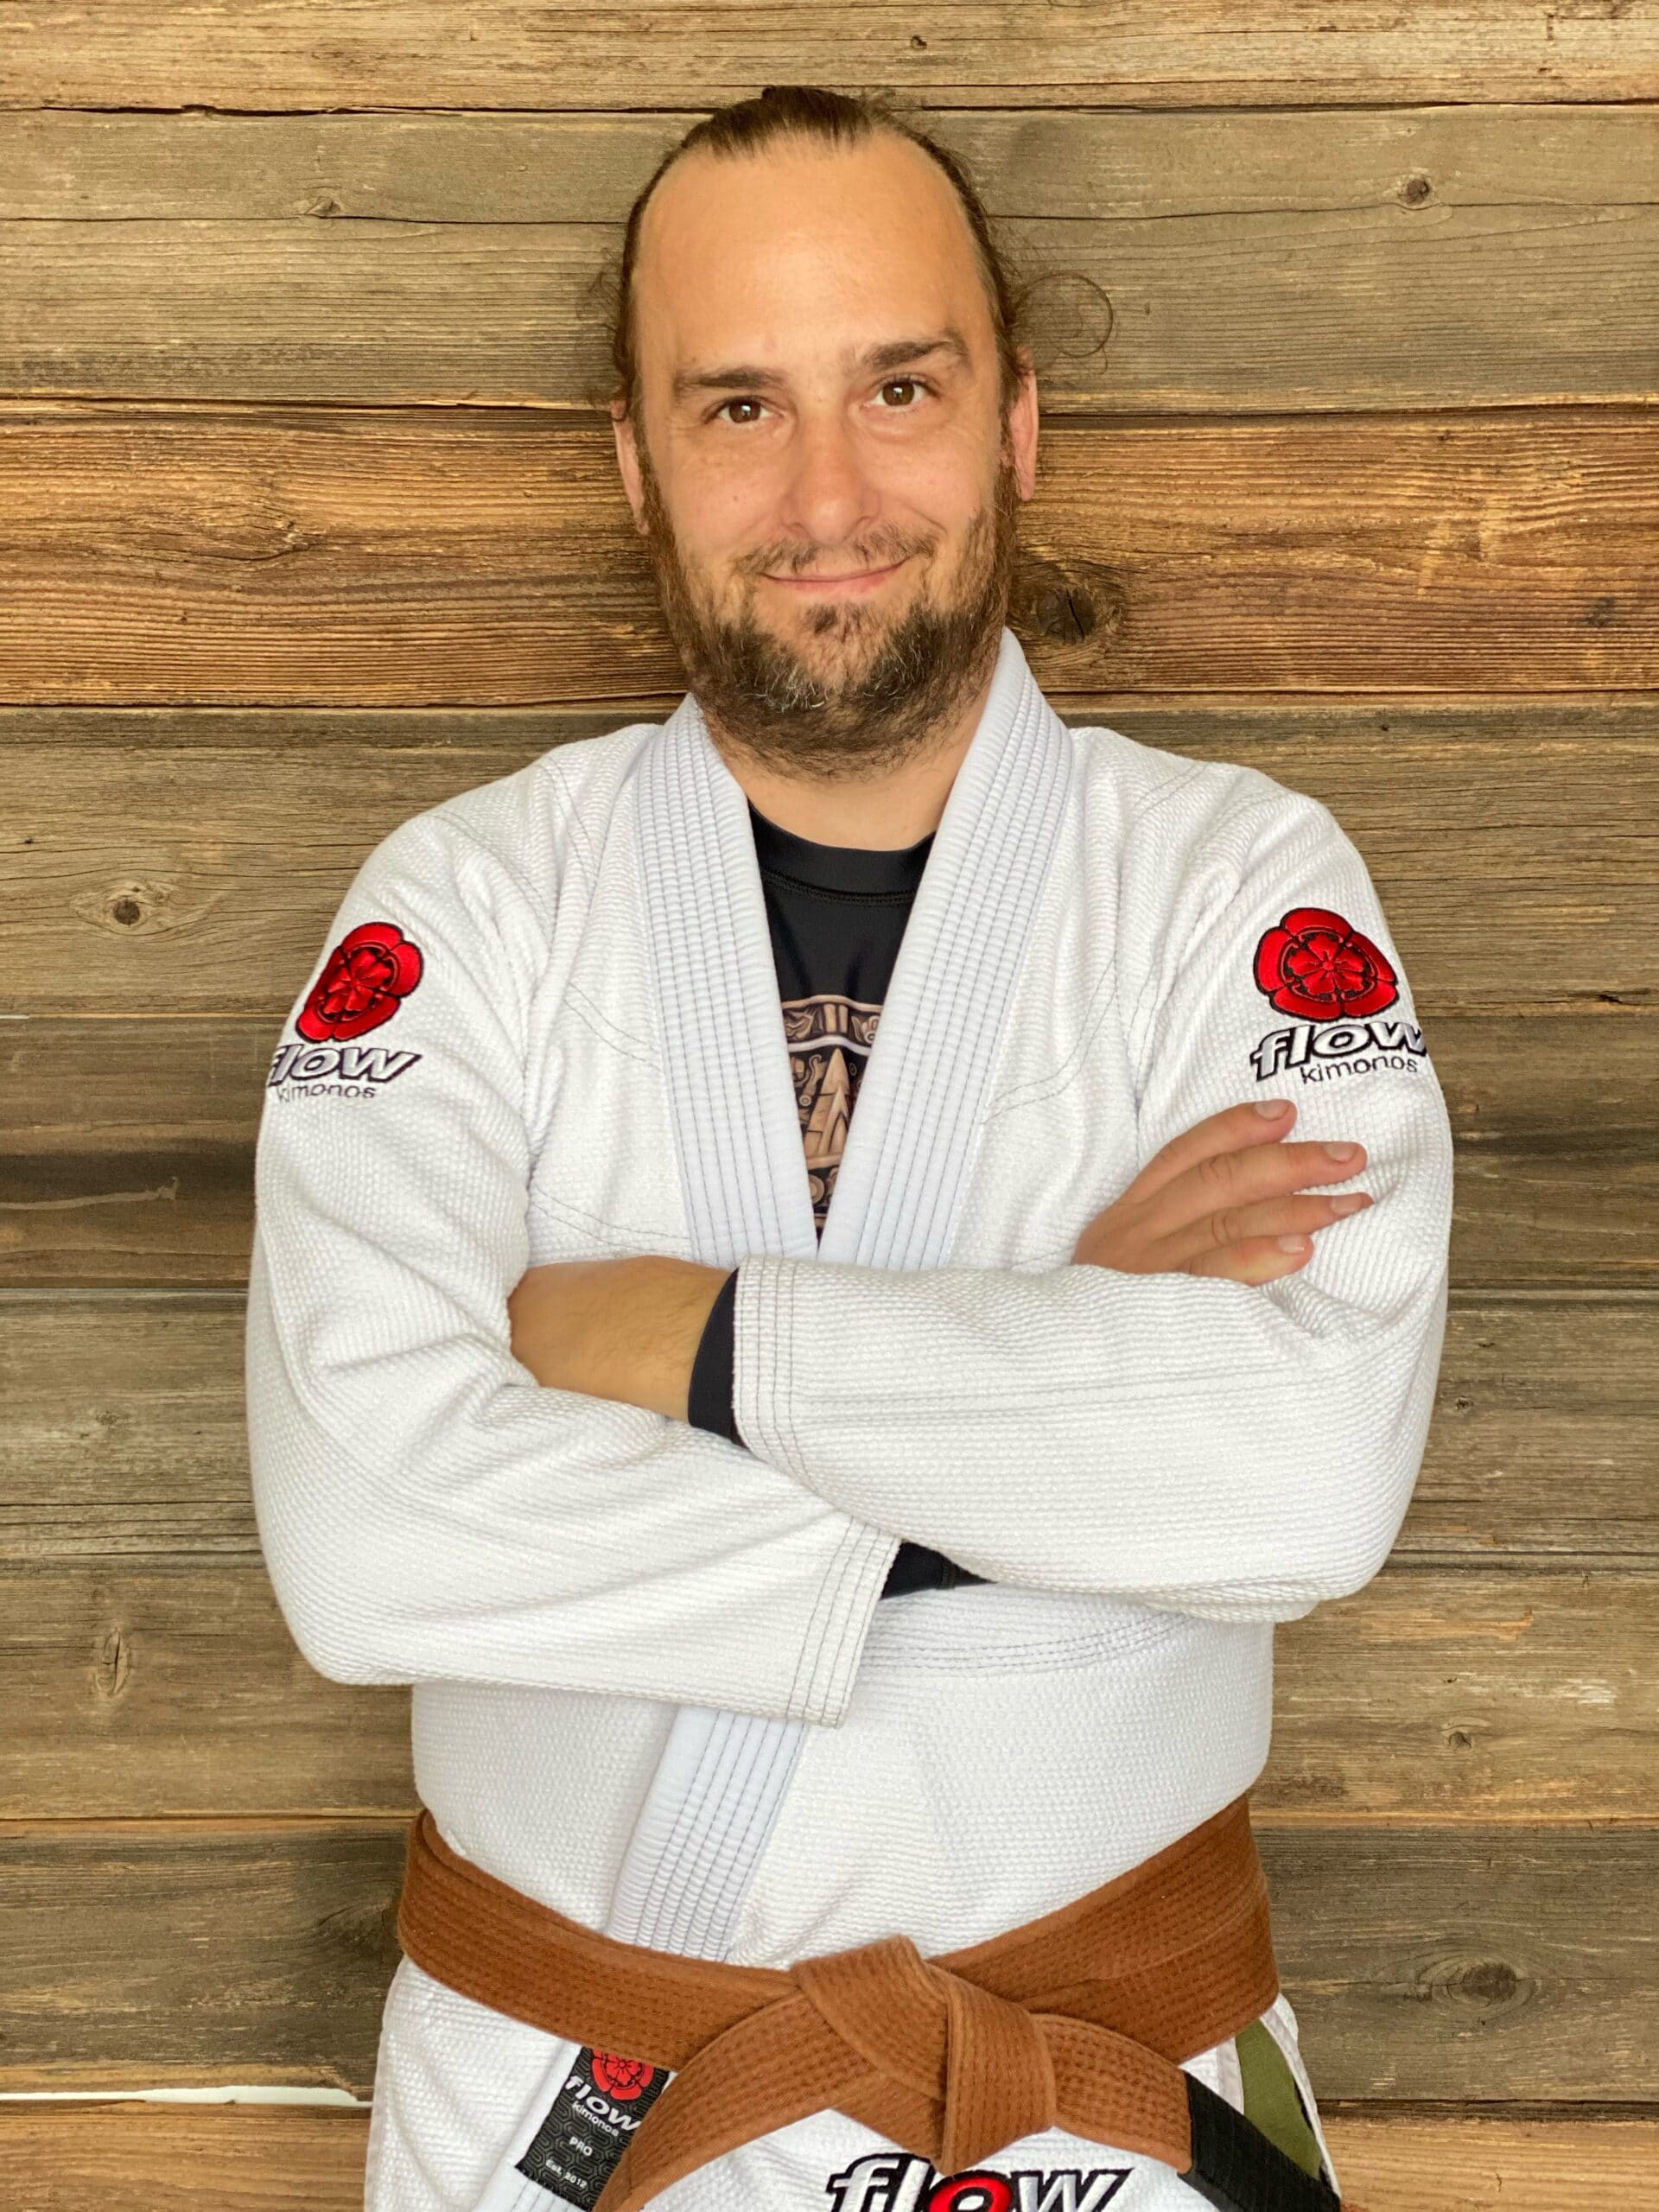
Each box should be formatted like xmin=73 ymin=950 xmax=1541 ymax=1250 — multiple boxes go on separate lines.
xmin=632 ymin=430 xmax=1022 ymax=781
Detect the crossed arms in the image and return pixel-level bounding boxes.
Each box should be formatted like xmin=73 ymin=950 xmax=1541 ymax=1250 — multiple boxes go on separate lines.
xmin=245 ymin=796 xmax=1453 ymax=1725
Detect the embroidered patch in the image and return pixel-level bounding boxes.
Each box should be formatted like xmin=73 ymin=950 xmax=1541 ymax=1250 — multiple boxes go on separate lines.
xmin=1252 ymin=906 xmax=1398 ymax=1022
xmin=1247 ymin=907 xmax=1429 ymax=1086
xmin=296 ymin=919 xmax=424 ymax=1041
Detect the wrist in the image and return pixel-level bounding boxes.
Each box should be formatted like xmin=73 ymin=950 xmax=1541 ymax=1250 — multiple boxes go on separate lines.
xmin=628 ymin=1256 xmax=731 ymax=1422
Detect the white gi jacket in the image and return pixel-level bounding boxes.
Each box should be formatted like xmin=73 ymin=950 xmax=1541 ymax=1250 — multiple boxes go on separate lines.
xmin=246 ymin=626 xmax=1452 ymax=2211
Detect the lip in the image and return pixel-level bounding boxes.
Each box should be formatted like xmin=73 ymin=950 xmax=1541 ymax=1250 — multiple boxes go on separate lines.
xmin=764 ymin=557 xmax=908 ymax=595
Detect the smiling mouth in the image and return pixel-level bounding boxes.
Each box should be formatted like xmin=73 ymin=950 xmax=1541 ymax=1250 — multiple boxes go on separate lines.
xmin=765 ymin=557 xmax=908 ymax=589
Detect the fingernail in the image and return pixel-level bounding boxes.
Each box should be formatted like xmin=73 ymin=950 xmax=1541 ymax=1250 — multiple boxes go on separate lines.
xmin=1325 ymin=1142 xmax=1357 ymax=1162
xmin=1276 ymin=1235 xmax=1309 ymax=1252
xmin=1255 ymin=1099 xmax=1290 ymax=1118
xmin=1332 ymin=1192 xmax=1370 ymax=1215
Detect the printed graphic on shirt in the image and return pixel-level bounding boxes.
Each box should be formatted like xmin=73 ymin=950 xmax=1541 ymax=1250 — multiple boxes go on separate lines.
xmin=1247 ymin=905 xmax=1429 ymax=1086
xmin=824 ymin=2150 xmax=1131 ymax=2212
xmin=782 ymin=991 xmax=883 ymax=1231
xmin=267 ymin=918 xmax=427 ymax=1100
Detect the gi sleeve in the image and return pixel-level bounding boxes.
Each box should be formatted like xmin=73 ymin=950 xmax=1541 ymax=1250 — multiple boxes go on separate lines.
xmin=245 ymin=808 xmax=897 ymax=1722
xmin=725 ymin=789 xmax=1454 ymax=1623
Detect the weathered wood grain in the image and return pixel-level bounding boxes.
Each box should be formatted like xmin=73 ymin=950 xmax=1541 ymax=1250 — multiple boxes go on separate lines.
xmin=3 ymin=107 xmax=1654 ymax=409
xmin=0 ymin=2104 xmax=372 ymax=2212
xmin=4 ymin=1292 xmax=1653 ymax=1567
xmin=3 ymin=1014 xmax=1652 ymax=1287
xmin=1262 ymin=1823 xmax=1659 ymax=2103
xmin=1 ymin=1565 xmax=414 ymax=1818
xmin=2 ymin=1560 xmax=1653 ymax=1821
xmin=1324 ymin=2116 xmax=1659 ymax=2210
xmin=3 ymin=3 xmax=1655 ymax=112
xmin=3 ymin=706 xmax=1655 ymax=1012
xmin=5 ymin=2105 xmax=1658 ymax=2212
xmin=2 ymin=1821 xmax=1653 ymax=2098
xmin=0 ymin=1823 xmax=403 ymax=2094
xmin=0 ymin=409 xmax=1650 ymax=702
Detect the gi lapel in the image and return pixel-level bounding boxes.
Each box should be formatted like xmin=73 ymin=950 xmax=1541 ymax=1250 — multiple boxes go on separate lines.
xmin=614 ymin=626 xmax=1075 ymax=1956
xmin=473 ymin=629 xmax=1074 ymax=2210
xmin=817 ymin=625 xmax=1077 ymax=1270
xmin=633 ymin=684 xmax=821 ymax=1269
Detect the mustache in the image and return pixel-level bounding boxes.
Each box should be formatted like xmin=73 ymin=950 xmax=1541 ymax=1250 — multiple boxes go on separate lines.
xmin=738 ymin=535 xmax=936 ymax=580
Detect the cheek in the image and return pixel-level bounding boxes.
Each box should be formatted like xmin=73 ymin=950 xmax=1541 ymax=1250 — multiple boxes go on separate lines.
xmin=876 ymin=444 xmax=995 ymax=541
xmin=678 ymin=479 xmax=780 ymax=577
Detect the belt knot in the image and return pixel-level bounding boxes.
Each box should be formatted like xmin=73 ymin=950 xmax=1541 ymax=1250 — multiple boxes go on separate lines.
xmin=791 ymin=1929 xmax=1058 ymax=2174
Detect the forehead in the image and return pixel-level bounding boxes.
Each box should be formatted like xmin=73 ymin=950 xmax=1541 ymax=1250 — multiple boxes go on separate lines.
xmin=632 ymin=132 xmax=994 ymax=378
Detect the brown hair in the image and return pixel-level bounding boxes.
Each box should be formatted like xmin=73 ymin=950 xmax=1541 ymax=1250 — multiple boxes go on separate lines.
xmin=604 ymin=85 xmax=1032 ymax=426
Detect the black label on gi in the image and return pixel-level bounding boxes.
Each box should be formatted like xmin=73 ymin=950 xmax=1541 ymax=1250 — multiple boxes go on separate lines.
xmin=514 ymin=2045 xmax=674 ymax=2209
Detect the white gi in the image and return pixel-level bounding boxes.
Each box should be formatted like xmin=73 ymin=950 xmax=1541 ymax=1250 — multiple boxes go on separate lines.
xmin=246 ymin=626 xmax=1453 ymax=2212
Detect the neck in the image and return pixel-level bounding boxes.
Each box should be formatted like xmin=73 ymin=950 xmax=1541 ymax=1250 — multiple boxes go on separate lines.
xmin=700 ymin=656 xmax=999 ymax=850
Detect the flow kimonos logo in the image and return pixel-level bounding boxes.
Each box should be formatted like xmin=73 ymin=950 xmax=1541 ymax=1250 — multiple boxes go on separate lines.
xmin=267 ymin=918 xmax=428 ymax=1099
xmin=1247 ymin=905 xmax=1429 ymax=1085
xmin=514 ymin=2044 xmax=673 ymax=2210
xmin=824 ymin=2152 xmax=1132 ymax=2212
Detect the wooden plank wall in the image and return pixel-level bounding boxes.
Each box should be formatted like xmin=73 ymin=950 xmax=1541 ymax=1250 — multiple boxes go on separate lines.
xmin=2 ymin=7 xmax=1656 ymax=2205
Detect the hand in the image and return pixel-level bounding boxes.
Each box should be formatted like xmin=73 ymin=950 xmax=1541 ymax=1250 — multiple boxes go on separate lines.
xmin=505 ymin=1255 xmax=730 ymax=1421
xmin=1071 ymin=1097 xmax=1372 ymax=1284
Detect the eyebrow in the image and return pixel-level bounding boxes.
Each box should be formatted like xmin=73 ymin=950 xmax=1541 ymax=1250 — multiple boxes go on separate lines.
xmin=670 ymin=328 xmax=973 ymax=407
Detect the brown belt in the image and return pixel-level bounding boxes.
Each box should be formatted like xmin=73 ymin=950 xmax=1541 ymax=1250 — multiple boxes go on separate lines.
xmin=396 ymin=1789 xmax=1356 ymax=2212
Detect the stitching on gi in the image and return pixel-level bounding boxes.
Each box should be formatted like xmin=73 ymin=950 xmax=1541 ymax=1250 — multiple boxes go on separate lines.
xmin=781 ymin=1503 xmax=855 ymax=1723
xmin=1112 ymin=760 xmax=1247 ymax=1069
xmin=532 ymin=753 xmax=600 ymax=894
xmin=811 ymin=1521 xmax=896 ymax=1719
xmin=660 ymin=1715 xmax=750 ymax=1953
xmin=525 ymin=1185 xmax=693 ymax=1258
xmin=874 ymin=674 xmax=1071 ymax=1270
xmin=632 ymin=1713 xmax=729 ymax=1951
xmin=438 ymin=812 xmax=558 ymax=930
xmin=754 ymin=1262 xmax=784 ymax=1476
xmin=774 ymin=1265 xmax=802 ymax=1479
xmin=785 ymin=1264 xmax=810 ymax=1485
xmin=980 ymin=959 xmax=1122 ymax=1125
xmin=856 ymin=1613 xmax=1185 ymax=1675
xmin=1121 ymin=786 xmax=1339 ymax=1099
xmin=681 ymin=717 xmax=795 ymax=1263
xmin=790 ymin=1512 xmax=861 ymax=1721
xmin=687 ymin=1717 xmax=798 ymax=1949
xmin=801 ymin=1517 xmax=887 ymax=1721
xmin=558 ymin=978 xmax=656 ymax=1063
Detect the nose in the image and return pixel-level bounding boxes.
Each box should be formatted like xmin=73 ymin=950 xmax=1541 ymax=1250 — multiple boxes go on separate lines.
xmin=775 ymin=410 xmax=883 ymax=565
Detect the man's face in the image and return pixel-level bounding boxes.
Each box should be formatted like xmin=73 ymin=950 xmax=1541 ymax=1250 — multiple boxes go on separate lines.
xmin=613 ymin=131 xmax=1039 ymax=779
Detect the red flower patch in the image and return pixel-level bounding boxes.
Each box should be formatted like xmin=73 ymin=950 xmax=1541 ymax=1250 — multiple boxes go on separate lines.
xmin=589 ymin=2051 xmax=656 ymax=2101
xmin=296 ymin=920 xmax=424 ymax=1041
xmin=1253 ymin=906 xmax=1397 ymax=1021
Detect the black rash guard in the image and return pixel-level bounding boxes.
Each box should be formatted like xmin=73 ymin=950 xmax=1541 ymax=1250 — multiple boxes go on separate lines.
xmin=686 ymin=798 xmax=988 ymax=1600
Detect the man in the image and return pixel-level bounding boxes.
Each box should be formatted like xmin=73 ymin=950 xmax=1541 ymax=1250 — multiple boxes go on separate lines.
xmin=247 ymin=85 xmax=1451 ymax=2212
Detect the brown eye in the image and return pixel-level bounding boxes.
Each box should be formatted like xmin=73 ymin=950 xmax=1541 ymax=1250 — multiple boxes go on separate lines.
xmin=717 ymin=398 xmax=766 ymax=424
xmin=880 ymin=378 xmax=921 ymax=407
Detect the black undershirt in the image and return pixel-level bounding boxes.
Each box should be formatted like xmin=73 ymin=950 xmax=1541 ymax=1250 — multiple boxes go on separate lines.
xmin=685 ymin=798 xmax=988 ymax=1600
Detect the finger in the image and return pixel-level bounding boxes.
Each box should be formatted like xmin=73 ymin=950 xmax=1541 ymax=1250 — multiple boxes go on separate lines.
xmin=1181 ymin=1234 xmax=1316 ymax=1284
xmin=1130 ymin=1096 xmax=1301 ymax=1202
xmin=1164 ymin=1188 xmax=1375 ymax=1269
xmin=1135 ymin=1139 xmax=1370 ymax=1262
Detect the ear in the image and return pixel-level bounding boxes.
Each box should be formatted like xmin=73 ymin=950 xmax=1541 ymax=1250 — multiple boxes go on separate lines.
xmin=611 ymin=401 xmax=648 ymax=534
xmin=1007 ymin=347 xmax=1040 ymax=503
